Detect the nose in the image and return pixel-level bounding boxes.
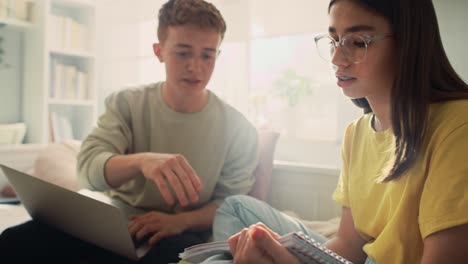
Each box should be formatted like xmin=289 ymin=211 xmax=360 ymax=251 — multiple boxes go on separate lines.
xmin=330 ymin=45 xmax=351 ymax=68
xmin=187 ymin=57 xmax=202 ymax=73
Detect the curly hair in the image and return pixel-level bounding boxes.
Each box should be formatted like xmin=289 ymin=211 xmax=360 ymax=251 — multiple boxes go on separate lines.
xmin=157 ymin=0 xmax=227 ymax=42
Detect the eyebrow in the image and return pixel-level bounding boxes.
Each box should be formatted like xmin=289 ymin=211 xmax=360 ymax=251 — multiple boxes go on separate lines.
xmin=175 ymin=43 xmax=217 ymax=53
xmin=328 ymin=25 xmax=376 ymax=34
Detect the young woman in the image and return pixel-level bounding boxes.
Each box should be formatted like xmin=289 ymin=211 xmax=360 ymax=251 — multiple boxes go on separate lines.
xmin=202 ymin=0 xmax=468 ymax=263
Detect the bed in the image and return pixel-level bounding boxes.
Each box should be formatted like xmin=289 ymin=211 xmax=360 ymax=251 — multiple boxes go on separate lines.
xmin=0 ymin=141 xmax=340 ymax=239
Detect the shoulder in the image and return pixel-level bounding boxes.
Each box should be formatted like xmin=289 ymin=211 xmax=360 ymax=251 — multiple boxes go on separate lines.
xmin=209 ymin=91 xmax=255 ymax=129
xmin=429 ymin=99 xmax=468 ymax=124
xmin=344 ymin=113 xmax=373 ymax=138
xmin=427 ymin=99 xmax=468 ymax=139
xmin=105 ymin=82 xmax=162 ymax=104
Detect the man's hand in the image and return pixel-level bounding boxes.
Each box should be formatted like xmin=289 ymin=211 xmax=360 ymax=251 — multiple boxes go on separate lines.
xmin=140 ymin=153 xmax=202 ymax=206
xmin=228 ymin=223 xmax=300 ymax=264
xmin=128 ymin=211 xmax=188 ymax=246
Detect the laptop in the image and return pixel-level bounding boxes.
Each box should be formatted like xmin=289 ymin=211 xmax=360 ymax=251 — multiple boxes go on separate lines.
xmin=0 ymin=164 xmax=150 ymax=260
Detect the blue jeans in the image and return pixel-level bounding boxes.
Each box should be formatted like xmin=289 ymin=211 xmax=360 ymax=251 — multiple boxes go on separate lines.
xmin=200 ymin=195 xmax=377 ymax=264
xmin=213 ymin=194 xmax=328 ymax=243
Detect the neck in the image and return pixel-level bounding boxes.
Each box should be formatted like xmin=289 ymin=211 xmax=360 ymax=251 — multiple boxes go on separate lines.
xmin=162 ymin=82 xmax=209 ymax=113
xmin=367 ymin=96 xmax=391 ymax=132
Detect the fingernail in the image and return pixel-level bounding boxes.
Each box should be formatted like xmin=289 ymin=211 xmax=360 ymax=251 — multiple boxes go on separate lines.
xmin=252 ymin=228 xmax=264 ymax=239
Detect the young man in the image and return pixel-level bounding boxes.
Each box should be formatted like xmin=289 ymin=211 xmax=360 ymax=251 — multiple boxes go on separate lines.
xmin=0 ymin=1 xmax=258 ymax=263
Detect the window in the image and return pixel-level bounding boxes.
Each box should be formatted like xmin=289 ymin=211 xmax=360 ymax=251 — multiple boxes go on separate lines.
xmin=128 ymin=1 xmax=362 ymax=168
xmin=207 ymin=35 xmax=360 ymax=168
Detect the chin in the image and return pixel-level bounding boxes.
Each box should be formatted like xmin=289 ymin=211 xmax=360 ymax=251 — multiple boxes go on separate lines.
xmin=180 ymin=86 xmax=206 ymax=97
xmin=341 ymin=89 xmax=360 ymax=99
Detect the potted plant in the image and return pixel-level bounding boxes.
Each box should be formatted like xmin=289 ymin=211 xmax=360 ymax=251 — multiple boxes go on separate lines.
xmin=271 ymin=69 xmax=314 ymax=107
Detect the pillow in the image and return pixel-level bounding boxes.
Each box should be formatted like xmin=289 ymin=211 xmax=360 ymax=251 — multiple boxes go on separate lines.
xmin=33 ymin=140 xmax=82 ymax=192
xmin=282 ymin=210 xmax=340 ymax=239
xmin=248 ymin=130 xmax=280 ymax=201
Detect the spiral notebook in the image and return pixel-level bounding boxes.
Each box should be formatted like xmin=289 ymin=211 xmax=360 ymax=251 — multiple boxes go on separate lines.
xmin=179 ymin=231 xmax=353 ymax=264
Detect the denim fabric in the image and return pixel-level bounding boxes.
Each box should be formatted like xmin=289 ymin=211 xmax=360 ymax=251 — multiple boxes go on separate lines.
xmin=198 ymin=195 xmax=377 ymax=264
xmin=213 ymin=195 xmax=328 ymax=243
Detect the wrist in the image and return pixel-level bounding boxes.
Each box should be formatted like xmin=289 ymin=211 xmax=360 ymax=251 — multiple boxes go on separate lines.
xmin=175 ymin=212 xmax=190 ymax=232
xmin=135 ymin=152 xmax=150 ymax=174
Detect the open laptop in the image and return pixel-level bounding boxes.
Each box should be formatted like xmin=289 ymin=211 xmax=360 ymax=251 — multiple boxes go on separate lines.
xmin=0 ymin=164 xmax=150 ymax=260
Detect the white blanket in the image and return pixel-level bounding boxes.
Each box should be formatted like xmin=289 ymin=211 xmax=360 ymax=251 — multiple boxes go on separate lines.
xmin=0 ymin=204 xmax=30 ymax=233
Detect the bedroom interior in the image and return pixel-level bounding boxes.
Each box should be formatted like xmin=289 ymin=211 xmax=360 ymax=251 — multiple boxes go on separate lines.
xmin=0 ymin=0 xmax=467 ymax=244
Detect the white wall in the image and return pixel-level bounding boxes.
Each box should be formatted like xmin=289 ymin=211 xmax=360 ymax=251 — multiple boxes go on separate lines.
xmin=434 ymin=0 xmax=468 ymax=82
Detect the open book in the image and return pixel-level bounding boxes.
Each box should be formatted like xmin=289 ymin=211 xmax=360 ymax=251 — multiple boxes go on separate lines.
xmin=179 ymin=231 xmax=353 ymax=264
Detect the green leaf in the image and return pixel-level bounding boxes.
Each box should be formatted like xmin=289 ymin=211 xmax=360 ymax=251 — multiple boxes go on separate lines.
xmin=270 ymin=69 xmax=315 ymax=107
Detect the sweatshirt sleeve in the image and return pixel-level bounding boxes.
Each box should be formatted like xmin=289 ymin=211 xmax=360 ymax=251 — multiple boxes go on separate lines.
xmin=211 ymin=120 xmax=259 ymax=206
xmin=77 ymin=91 xmax=134 ymax=191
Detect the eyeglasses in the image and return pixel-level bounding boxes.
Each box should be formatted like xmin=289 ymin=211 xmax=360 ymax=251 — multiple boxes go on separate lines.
xmin=314 ymin=33 xmax=393 ymax=64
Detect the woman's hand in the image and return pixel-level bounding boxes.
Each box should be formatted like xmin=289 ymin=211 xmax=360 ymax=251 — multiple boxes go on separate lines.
xmin=228 ymin=223 xmax=300 ymax=264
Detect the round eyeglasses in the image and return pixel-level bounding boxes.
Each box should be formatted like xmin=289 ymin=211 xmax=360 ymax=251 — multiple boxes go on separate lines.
xmin=314 ymin=33 xmax=393 ymax=64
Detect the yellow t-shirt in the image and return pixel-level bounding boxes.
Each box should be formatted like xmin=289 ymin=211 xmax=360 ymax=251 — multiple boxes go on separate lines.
xmin=333 ymin=100 xmax=468 ymax=264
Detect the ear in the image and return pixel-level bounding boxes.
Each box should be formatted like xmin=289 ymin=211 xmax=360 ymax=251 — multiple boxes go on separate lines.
xmin=153 ymin=43 xmax=164 ymax=62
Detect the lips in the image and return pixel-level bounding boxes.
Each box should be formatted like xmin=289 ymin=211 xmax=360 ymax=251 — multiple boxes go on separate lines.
xmin=183 ymin=78 xmax=201 ymax=84
xmin=335 ymin=74 xmax=356 ymax=88
xmin=336 ymin=75 xmax=356 ymax=81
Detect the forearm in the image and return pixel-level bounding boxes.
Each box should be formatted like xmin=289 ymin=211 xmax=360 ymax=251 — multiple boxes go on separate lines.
xmin=421 ymin=224 xmax=468 ymax=264
xmin=177 ymin=202 xmax=219 ymax=232
xmin=105 ymin=153 xmax=146 ymax=188
xmin=324 ymin=236 xmax=367 ymax=264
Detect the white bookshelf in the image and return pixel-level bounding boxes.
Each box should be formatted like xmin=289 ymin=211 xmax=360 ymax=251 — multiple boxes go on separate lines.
xmin=0 ymin=0 xmax=35 ymax=143
xmin=50 ymin=48 xmax=94 ymax=58
xmin=0 ymin=17 xmax=34 ymax=30
xmin=22 ymin=0 xmax=97 ymax=144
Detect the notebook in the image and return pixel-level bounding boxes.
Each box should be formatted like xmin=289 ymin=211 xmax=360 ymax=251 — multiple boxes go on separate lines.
xmin=0 ymin=164 xmax=150 ymax=260
xmin=179 ymin=231 xmax=353 ymax=264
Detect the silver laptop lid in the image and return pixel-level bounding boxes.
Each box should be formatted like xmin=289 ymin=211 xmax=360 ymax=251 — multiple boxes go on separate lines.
xmin=0 ymin=164 xmax=147 ymax=260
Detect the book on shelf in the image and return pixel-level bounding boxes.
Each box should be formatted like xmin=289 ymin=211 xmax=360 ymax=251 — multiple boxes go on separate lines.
xmin=49 ymin=112 xmax=74 ymax=143
xmin=76 ymin=71 xmax=89 ymax=100
xmin=179 ymin=231 xmax=353 ymax=264
xmin=50 ymin=58 xmax=89 ymax=100
xmin=49 ymin=13 xmax=88 ymax=51
xmin=0 ymin=0 xmax=33 ymax=21
xmin=0 ymin=0 xmax=7 ymax=18
xmin=64 ymin=64 xmax=77 ymax=99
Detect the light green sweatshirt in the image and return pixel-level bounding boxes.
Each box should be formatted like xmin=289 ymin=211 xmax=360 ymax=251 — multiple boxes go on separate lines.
xmin=77 ymin=82 xmax=258 ymax=213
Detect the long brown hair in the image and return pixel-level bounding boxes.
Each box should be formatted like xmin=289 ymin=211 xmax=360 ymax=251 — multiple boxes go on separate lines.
xmin=329 ymin=0 xmax=468 ymax=182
